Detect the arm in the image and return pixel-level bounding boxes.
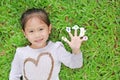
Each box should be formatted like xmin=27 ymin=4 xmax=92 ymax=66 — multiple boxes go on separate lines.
xmin=56 ymin=42 xmax=83 ymax=69
xmin=60 ymin=25 xmax=87 ymax=68
xmin=9 ymin=48 xmax=22 ymax=80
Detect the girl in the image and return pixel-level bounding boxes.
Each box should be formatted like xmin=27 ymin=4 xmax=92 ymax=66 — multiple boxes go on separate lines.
xmin=9 ymin=8 xmax=86 ymax=80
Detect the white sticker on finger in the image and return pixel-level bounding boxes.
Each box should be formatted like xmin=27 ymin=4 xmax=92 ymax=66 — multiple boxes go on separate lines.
xmin=66 ymin=27 xmax=71 ymax=32
xmin=72 ymin=25 xmax=79 ymax=30
xmin=79 ymin=27 xmax=86 ymax=37
xmin=62 ymin=36 xmax=68 ymax=42
xmin=82 ymin=36 xmax=88 ymax=41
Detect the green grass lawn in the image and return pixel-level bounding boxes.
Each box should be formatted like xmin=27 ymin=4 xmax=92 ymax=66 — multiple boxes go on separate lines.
xmin=0 ymin=0 xmax=120 ymax=80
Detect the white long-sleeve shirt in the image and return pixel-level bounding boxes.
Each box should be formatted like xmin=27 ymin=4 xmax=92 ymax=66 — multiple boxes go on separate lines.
xmin=9 ymin=41 xmax=83 ymax=80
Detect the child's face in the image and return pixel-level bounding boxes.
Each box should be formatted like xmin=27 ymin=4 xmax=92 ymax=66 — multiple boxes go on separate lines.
xmin=23 ymin=17 xmax=51 ymax=49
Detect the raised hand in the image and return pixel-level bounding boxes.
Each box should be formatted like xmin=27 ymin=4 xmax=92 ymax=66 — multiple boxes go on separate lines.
xmin=62 ymin=25 xmax=88 ymax=54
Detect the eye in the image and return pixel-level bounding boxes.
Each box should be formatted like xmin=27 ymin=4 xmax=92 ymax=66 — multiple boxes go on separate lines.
xmin=29 ymin=30 xmax=34 ymax=33
xmin=39 ymin=28 xmax=43 ymax=31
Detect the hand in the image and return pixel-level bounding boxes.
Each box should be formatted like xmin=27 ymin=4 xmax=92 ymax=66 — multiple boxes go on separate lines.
xmin=62 ymin=25 xmax=88 ymax=54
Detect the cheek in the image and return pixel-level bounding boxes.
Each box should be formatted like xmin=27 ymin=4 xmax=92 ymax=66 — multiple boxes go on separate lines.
xmin=24 ymin=33 xmax=28 ymax=38
xmin=43 ymin=30 xmax=50 ymax=35
xmin=25 ymin=34 xmax=33 ymax=40
xmin=42 ymin=32 xmax=49 ymax=37
xmin=23 ymin=31 xmax=29 ymax=38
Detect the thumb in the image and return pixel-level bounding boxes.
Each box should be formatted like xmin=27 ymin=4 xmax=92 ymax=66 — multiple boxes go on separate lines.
xmin=82 ymin=36 xmax=88 ymax=41
xmin=62 ymin=36 xmax=70 ymax=45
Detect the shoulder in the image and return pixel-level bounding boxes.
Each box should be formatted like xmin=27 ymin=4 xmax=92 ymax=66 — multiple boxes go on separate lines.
xmin=49 ymin=41 xmax=64 ymax=48
xmin=16 ymin=46 xmax=28 ymax=51
xmin=15 ymin=46 xmax=29 ymax=54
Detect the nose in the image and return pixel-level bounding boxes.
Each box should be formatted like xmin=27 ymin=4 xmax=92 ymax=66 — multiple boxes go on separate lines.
xmin=34 ymin=31 xmax=41 ymax=38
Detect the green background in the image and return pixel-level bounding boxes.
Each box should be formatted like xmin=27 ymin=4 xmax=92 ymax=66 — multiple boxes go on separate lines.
xmin=0 ymin=0 xmax=120 ymax=80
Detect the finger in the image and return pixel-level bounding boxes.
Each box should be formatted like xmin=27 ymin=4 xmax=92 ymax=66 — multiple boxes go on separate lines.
xmin=74 ymin=29 xmax=77 ymax=36
xmin=66 ymin=27 xmax=71 ymax=33
xmin=66 ymin=27 xmax=73 ymax=38
xmin=82 ymin=36 xmax=88 ymax=41
xmin=68 ymin=32 xmax=73 ymax=39
xmin=62 ymin=36 xmax=70 ymax=44
xmin=79 ymin=27 xmax=86 ymax=37
xmin=72 ymin=25 xmax=79 ymax=36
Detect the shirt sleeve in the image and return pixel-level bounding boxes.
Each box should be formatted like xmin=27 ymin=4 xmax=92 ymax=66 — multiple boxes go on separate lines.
xmin=56 ymin=42 xmax=83 ymax=69
xmin=9 ymin=48 xmax=22 ymax=80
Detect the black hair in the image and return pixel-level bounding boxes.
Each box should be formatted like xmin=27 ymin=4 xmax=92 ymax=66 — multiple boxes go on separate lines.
xmin=20 ymin=8 xmax=50 ymax=31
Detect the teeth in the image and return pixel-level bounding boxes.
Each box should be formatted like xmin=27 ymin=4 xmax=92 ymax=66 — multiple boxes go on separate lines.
xmin=79 ymin=27 xmax=86 ymax=37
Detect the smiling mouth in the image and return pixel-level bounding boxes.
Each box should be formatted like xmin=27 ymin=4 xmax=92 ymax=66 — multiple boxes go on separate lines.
xmin=34 ymin=39 xmax=43 ymax=43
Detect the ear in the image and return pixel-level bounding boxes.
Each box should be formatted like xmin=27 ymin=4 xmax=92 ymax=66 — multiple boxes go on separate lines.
xmin=48 ymin=24 xmax=52 ymax=34
xmin=22 ymin=30 xmax=27 ymax=38
xmin=22 ymin=30 xmax=25 ymax=35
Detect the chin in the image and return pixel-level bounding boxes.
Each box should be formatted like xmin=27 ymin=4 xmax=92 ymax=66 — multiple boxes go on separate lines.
xmin=37 ymin=43 xmax=46 ymax=48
